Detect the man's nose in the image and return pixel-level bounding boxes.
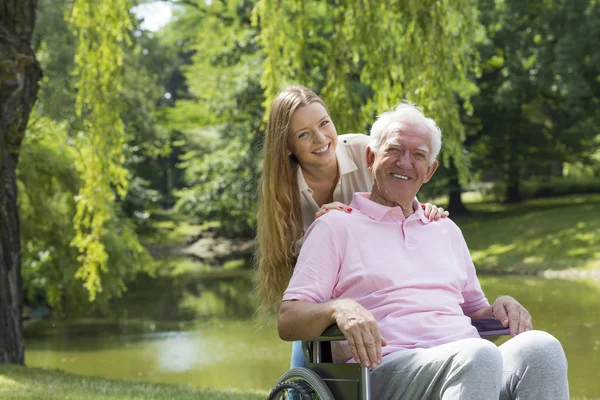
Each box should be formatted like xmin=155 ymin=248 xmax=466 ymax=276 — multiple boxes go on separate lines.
xmin=396 ymin=151 xmax=412 ymax=168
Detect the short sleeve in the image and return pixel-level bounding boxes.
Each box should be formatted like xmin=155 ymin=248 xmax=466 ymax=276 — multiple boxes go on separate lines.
xmin=283 ymin=219 xmax=341 ymax=303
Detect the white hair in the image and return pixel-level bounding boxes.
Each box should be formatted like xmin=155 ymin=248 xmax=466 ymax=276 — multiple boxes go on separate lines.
xmin=369 ymin=102 xmax=442 ymax=164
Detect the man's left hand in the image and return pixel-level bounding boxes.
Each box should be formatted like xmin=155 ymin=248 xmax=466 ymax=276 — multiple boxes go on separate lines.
xmin=492 ymin=295 xmax=533 ymax=337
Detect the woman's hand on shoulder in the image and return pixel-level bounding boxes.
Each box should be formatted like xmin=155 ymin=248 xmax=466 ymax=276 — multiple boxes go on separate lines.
xmin=316 ymin=202 xmax=353 ymax=219
xmin=422 ymin=203 xmax=449 ymax=221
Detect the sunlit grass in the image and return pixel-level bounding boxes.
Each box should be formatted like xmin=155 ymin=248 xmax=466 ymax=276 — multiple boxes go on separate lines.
xmin=451 ymin=194 xmax=600 ymax=274
xmin=0 ymin=365 xmax=266 ymax=400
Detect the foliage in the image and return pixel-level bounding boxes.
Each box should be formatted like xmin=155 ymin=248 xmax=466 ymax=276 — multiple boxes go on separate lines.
xmin=19 ymin=0 xmax=170 ymax=314
xmin=176 ymin=133 xmax=261 ymax=237
xmin=469 ymin=0 xmax=600 ymax=202
xmin=256 ymin=0 xmax=483 ymax=174
xmin=165 ymin=0 xmax=264 ymax=236
xmin=32 ymin=0 xmax=77 ymax=122
xmin=69 ymin=0 xmax=134 ymax=300
xmin=17 ymin=114 xmax=152 ymax=316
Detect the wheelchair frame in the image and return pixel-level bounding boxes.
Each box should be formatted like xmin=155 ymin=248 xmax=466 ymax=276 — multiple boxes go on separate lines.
xmin=269 ymin=317 xmax=509 ymax=400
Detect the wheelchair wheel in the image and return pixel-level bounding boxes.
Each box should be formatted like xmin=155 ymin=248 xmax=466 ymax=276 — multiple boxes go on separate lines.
xmin=268 ymin=367 xmax=335 ymax=400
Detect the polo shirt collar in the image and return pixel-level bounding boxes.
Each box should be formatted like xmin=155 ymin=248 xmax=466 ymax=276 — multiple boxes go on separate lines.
xmin=350 ymin=192 xmax=430 ymax=224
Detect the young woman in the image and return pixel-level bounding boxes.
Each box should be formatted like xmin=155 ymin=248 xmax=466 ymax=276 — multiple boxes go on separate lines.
xmin=256 ymin=85 xmax=448 ymax=368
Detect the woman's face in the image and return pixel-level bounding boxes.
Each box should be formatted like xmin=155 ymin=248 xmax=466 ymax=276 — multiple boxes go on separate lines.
xmin=287 ymin=102 xmax=338 ymax=167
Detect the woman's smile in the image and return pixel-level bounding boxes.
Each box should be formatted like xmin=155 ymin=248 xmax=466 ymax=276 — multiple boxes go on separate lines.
xmin=312 ymin=143 xmax=331 ymax=155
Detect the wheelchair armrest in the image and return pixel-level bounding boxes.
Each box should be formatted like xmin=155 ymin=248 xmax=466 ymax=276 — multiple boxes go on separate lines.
xmin=471 ymin=317 xmax=510 ymax=337
xmin=314 ymin=318 xmax=510 ymax=342
xmin=314 ymin=324 xmax=346 ymax=341
xmin=309 ymin=317 xmax=509 ymax=349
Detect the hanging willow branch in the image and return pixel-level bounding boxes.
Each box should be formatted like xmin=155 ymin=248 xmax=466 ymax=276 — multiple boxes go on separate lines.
xmin=70 ymin=0 xmax=132 ymax=300
xmin=257 ymin=0 xmax=481 ymax=175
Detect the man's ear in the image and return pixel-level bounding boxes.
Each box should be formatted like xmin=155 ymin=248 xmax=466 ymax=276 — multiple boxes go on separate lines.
xmin=366 ymin=146 xmax=376 ymax=169
xmin=423 ymin=160 xmax=439 ymax=184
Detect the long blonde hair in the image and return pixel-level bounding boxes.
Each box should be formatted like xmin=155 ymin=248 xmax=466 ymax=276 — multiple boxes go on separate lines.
xmin=256 ymin=85 xmax=328 ymax=314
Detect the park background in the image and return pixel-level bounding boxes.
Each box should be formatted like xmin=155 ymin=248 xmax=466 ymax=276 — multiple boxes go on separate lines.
xmin=0 ymin=0 xmax=599 ymax=398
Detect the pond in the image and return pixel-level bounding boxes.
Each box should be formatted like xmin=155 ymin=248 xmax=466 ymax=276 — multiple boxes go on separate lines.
xmin=24 ymin=274 xmax=600 ymax=398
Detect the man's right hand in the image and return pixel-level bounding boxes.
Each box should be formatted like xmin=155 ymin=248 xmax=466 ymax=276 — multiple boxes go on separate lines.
xmin=332 ymin=299 xmax=387 ymax=369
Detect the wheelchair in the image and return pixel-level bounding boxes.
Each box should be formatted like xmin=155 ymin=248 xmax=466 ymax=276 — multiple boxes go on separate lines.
xmin=268 ymin=317 xmax=509 ymax=400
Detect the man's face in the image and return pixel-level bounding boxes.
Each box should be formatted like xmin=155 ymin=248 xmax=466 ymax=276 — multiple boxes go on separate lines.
xmin=367 ymin=122 xmax=439 ymax=207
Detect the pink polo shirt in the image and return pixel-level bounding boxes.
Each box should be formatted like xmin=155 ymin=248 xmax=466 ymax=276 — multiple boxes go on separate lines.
xmin=283 ymin=193 xmax=489 ymax=362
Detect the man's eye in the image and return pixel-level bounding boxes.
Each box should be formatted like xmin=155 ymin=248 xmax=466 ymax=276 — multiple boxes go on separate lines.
xmin=415 ymin=152 xmax=426 ymax=159
xmin=320 ymin=120 xmax=330 ymax=127
xmin=388 ymin=148 xmax=400 ymax=153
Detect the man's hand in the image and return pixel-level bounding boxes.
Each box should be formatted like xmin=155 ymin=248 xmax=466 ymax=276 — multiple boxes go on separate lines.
xmin=332 ymin=299 xmax=387 ymax=368
xmin=492 ymin=295 xmax=533 ymax=337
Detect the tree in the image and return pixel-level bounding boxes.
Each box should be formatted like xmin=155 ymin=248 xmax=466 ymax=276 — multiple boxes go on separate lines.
xmin=0 ymin=0 xmax=43 ymax=364
xmin=470 ymin=0 xmax=600 ymax=202
xmin=167 ymin=0 xmax=264 ymax=237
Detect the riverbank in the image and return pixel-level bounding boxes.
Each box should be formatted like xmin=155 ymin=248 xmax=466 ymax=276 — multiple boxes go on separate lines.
xmin=0 ymin=365 xmax=266 ymax=400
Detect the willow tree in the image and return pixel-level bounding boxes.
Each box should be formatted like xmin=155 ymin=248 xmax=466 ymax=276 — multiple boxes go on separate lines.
xmin=69 ymin=0 xmax=133 ymax=301
xmin=0 ymin=0 xmax=132 ymax=364
xmin=256 ymin=0 xmax=481 ymax=171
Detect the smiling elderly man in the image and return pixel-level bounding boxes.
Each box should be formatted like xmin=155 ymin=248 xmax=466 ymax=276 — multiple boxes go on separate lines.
xmin=277 ymin=103 xmax=569 ymax=400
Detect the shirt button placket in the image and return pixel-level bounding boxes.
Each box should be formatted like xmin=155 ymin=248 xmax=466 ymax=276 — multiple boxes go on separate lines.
xmin=404 ymin=218 xmax=416 ymax=248
xmin=393 ymin=210 xmax=406 ymax=241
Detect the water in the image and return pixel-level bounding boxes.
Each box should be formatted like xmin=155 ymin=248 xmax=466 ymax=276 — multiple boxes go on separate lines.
xmin=24 ymin=275 xmax=600 ymax=397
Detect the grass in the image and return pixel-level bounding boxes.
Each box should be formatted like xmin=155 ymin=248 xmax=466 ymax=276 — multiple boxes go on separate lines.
xmin=0 ymin=365 xmax=266 ymax=400
xmin=449 ymin=194 xmax=600 ymax=274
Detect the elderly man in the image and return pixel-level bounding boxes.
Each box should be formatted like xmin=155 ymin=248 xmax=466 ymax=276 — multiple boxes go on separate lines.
xmin=278 ymin=103 xmax=569 ymax=399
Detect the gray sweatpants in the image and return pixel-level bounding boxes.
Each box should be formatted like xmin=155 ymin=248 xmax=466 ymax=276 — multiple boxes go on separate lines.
xmin=370 ymin=330 xmax=569 ymax=400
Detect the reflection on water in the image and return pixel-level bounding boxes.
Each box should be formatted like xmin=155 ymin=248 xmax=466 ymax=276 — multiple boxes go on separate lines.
xmin=155 ymin=332 xmax=205 ymax=373
xmin=24 ymin=275 xmax=600 ymax=396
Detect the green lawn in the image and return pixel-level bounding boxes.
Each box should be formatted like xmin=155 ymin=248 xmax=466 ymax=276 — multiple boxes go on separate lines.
xmin=0 ymin=365 xmax=266 ymax=400
xmin=452 ymin=194 xmax=600 ymax=274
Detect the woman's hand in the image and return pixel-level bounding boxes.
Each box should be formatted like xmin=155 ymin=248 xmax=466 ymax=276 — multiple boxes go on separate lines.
xmin=315 ymin=201 xmax=353 ymax=219
xmin=422 ymin=203 xmax=449 ymax=221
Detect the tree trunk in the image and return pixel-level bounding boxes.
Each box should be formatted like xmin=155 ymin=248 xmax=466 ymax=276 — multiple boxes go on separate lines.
xmin=505 ymin=150 xmax=523 ymax=203
xmin=0 ymin=0 xmax=42 ymax=364
xmin=447 ymin=159 xmax=469 ymax=215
